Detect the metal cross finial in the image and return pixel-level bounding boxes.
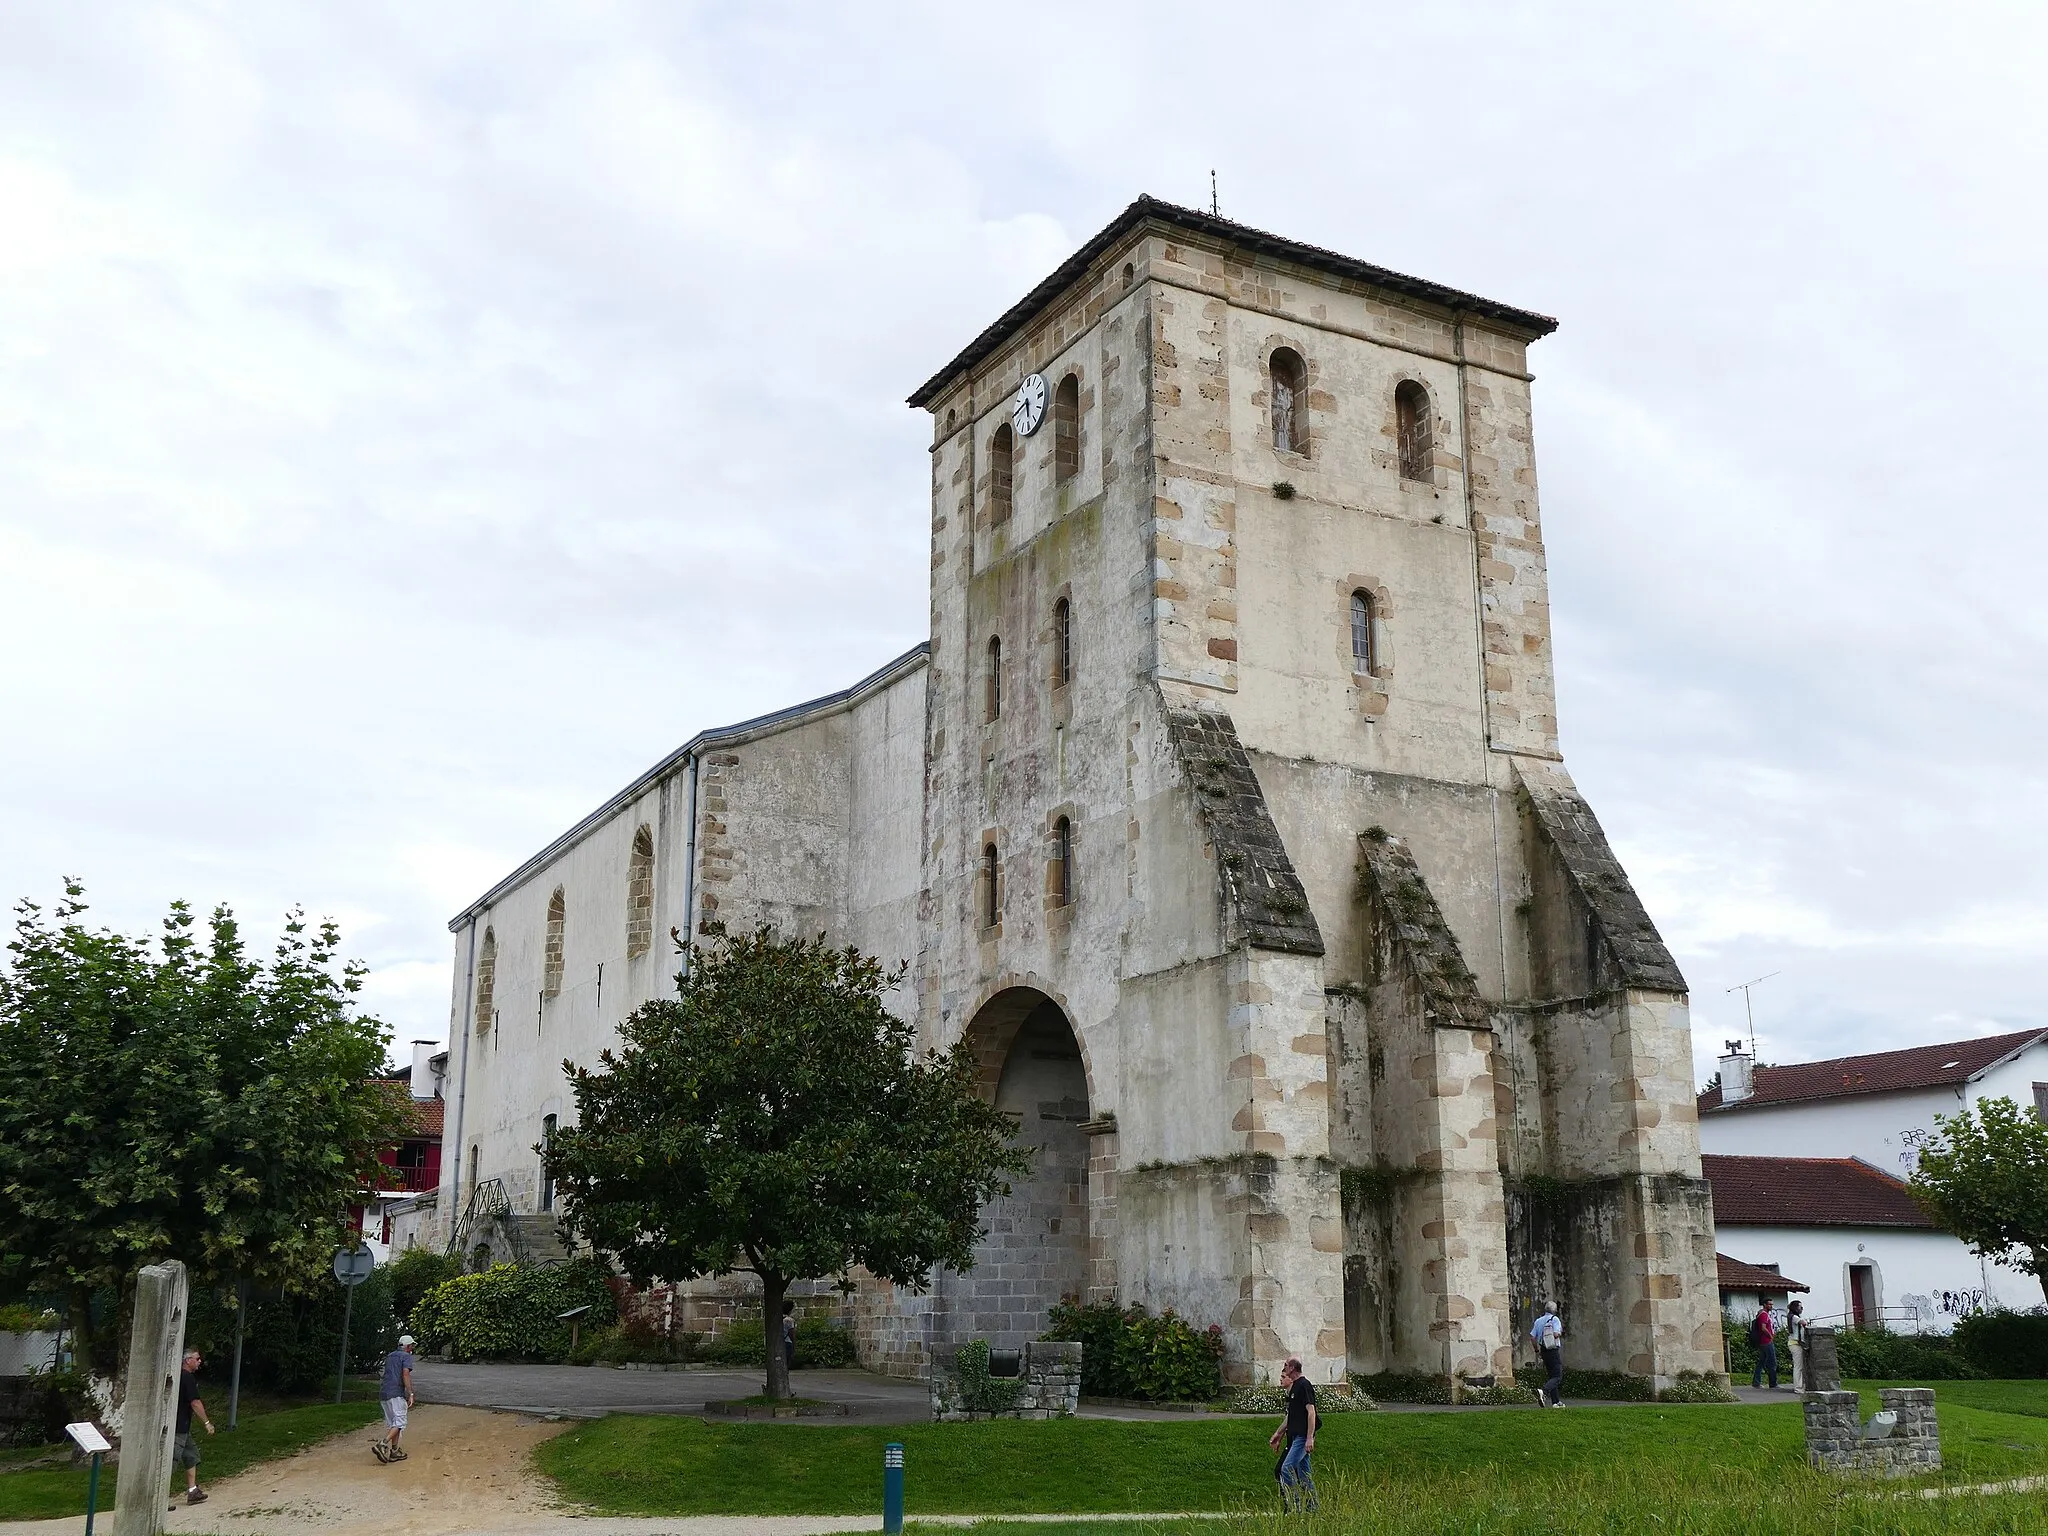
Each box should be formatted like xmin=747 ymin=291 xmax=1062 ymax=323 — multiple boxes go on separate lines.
xmin=1210 ymin=170 xmax=1220 ymax=218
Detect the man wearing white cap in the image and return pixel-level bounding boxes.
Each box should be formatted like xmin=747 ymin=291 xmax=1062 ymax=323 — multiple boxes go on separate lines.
xmin=375 ymin=1335 xmax=418 ymax=1462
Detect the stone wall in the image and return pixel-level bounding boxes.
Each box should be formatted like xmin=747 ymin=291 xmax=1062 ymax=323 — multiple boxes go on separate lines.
xmin=930 ymin=1340 xmax=1082 ymax=1421
xmin=1804 ymin=1388 xmax=1941 ymax=1477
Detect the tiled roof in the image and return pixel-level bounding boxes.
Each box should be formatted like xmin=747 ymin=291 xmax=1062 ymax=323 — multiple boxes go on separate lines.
xmin=407 ymin=1097 xmax=444 ymax=1139
xmin=1698 ymin=1027 xmax=2048 ymax=1114
xmin=1702 ymin=1154 xmax=1934 ymax=1230
xmin=1716 ymin=1252 xmax=1810 ymax=1294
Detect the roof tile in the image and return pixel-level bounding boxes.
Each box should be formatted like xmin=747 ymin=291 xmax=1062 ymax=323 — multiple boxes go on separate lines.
xmin=1699 ymin=1028 xmax=2046 ymax=1114
xmin=1716 ymin=1252 xmax=1811 ymax=1294
xmin=1702 ymin=1153 xmax=1933 ymax=1229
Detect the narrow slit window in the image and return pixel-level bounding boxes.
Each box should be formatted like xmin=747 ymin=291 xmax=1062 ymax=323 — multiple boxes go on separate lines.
xmin=1270 ymin=348 xmax=1308 ymax=455
xmin=1052 ymin=816 xmax=1073 ymax=908
xmin=985 ymin=636 xmax=1003 ymax=722
xmin=543 ymin=888 xmax=566 ymax=997
xmin=626 ymin=825 xmax=654 ymax=957
xmin=540 ymin=1113 xmax=558 ymax=1212
xmin=1052 ymin=597 xmax=1072 ymax=688
xmin=990 ymin=423 xmax=1014 ymax=526
xmin=1396 ymin=380 xmax=1432 ymax=481
xmin=1053 ymin=374 xmax=1080 ymax=482
xmin=1350 ymin=590 xmax=1376 ymax=675
xmin=982 ymin=843 xmax=1001 ymax=929
xmin=474 ymin=928 xmax=497 ymax=1034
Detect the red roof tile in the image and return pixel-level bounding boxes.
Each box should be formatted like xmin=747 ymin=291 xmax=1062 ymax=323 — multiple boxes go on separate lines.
xmin=1698 ymin=1028 xmax=2047 ymax=1114
xmin=407 ymin=1098 xmax=444 ymax=1139
xmin=1716 ymin=1252 xmax=1810 ymax=1294
xmin=1702 ymin=1154 xmax=1934 ymax=1229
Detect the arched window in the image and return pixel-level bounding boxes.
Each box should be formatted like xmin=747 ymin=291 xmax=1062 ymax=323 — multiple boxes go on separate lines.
xmin=473 ymin=927 xmax=497 ymax=1034
xmin=626 ymin=825 xmax=654 ymax=958
xmin=1350 ymin=590 xmax=1377 ymax=675
xmin=982 ymin=843 xmax=1001 ymax=929
xmin=989 ymin=422 xmax=1014 ymax=527
xmin=543 ymin=888 xmax=566 ymax=997
xmin=1052 ymin=597 xmax=1072 ymax=688
xmin=1053 ymin=373 xmax=1080 ymax=482
xmin=540 ymin=1113 xmax=558 ymax=1212
xmin=1270 ymin=348 xmax=1308 ymax=455
xmin=1396 ymin=380 xmax=1432 ymax=481
xmin=1051 ymin=816 xmax=1073 ymax=908
xmin=985 ymin=636 xmax=1003 ymax=723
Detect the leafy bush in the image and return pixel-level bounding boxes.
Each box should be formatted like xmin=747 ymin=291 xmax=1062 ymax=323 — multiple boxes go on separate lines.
xmin=1460 ymin=1381 xmax=1540 ymax=1405
xmin=1042 ymin=1300 xmax=1226 ymax=1403
xmin=1722 ymin=1318 xmax=1758 ymax=1377
xmin=1226 ymin=1381 xmax=1375 ymax=1413
xmin=699 ymin=1315 xmax=856 ymax=1369
xmin=950 ymin=1339 xmax=1024 ymax=1414
xmin=1352 ymin=1371 xmax=1452 ymax=1405
xmin=408 ymin=1260 xmax=616 ymax=1362
xmin=388 ymin=1248 xmax=464 ymax=1329
xmin=1660 ymin=1370 xmax=1738 ymax=1403
xmin=1833 ymin=1326 xmax=1984 ymax=1380
xmin=1953 ymin=1308 xmax=2048 ymax=1378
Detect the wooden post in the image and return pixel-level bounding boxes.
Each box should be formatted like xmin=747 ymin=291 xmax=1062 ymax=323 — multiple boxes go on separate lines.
xmin=112 ymin=1260 xmax=189 ymax=1536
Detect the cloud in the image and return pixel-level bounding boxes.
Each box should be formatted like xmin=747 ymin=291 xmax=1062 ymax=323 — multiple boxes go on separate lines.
xmin=2 ymin=1 xmax=2044 ymax=1086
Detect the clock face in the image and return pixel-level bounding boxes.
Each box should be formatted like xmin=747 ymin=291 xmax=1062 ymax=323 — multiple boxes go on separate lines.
xmin=1013 ymin=373 xmax=1048 ymax=437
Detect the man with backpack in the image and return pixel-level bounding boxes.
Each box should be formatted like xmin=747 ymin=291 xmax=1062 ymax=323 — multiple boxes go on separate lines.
xmin=1530 ymin=1302 xmax=1565 ymax=1407
xmin=1749 ymin=1303 xmax=1780 ymax=1390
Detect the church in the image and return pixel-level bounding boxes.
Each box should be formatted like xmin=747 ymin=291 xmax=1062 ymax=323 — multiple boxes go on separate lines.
xmin=435 ymin=196 xmax=1724 ymax=1391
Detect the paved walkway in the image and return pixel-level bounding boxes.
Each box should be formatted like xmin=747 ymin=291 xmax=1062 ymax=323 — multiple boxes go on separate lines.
xmin=417 ymin=1362 xmax=932 ymax=1424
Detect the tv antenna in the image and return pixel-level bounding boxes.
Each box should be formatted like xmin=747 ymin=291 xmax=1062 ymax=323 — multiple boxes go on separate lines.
xmin=1209 ymin=169 xmax=1220 ymax=218
xmin=1725 ymin=971 xmax=1780 ymax=1059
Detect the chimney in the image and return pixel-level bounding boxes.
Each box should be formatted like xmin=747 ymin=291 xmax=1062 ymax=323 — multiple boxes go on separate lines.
xmin=1719 ymin=1040 xmax=1754 ymax=1104
xmin=409 ymin=1040 xmax=438 ymax=1100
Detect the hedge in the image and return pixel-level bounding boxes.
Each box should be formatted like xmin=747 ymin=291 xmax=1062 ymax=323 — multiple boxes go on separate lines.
xmin=1953 ymin=1308 xmax=2048 ymax=1378
xmin=409 ymin=1260 xmax=616 ymax=1362
xmin=1042 ymin=1300 xmax=1225 ymax=1403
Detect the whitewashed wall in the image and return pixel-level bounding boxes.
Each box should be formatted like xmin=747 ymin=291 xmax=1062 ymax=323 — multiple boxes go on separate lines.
xmin=1715 ymin=1223 xmax=2042 ymax=1332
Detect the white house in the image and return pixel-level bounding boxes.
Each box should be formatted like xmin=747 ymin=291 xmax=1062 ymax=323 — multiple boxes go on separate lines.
xmin=1697 ymin=1029 xmax=2048 ymax=1330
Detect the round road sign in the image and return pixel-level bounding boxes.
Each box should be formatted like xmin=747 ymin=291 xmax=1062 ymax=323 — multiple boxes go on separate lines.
xmin=332 ymin=1246 xmax=376 ymax=1287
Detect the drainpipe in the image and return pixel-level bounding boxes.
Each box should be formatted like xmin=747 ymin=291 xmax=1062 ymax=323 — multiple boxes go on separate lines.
xmin=448 ymin=916 xmax=478 ymax=1246
xmin=679 ymin=754 xmax=699 ymax=975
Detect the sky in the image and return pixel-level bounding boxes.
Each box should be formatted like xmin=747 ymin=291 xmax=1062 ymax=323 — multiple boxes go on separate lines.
xmin=3 ymin=1 xmax=2044 ymax=1083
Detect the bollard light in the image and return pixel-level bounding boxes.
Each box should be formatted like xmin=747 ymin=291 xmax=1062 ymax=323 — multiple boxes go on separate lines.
xmin=883 ymin=1441 xmax=904 ymax=1534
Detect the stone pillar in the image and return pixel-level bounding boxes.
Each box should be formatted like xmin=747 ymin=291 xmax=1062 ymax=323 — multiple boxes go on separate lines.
xmin=1081 ymin=1117 xmax=1120 ymax=1303
xmin=113 ymin=1259 xmax=189 ymax=1536
xmin=1226 ymin=948 xmax=1345 ymax=1385
xmin=1803 ymin=1386 xmax=1940 ymax=1477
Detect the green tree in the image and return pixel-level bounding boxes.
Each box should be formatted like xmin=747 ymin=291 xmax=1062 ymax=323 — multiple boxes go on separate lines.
xmin=1909 ymin=1096 xmax=2048 ymax=1288
xmin=543 ymin=925 xmax=1031 ymax=1399
xmin=0 ymin=883 xmax=405 ymax=1377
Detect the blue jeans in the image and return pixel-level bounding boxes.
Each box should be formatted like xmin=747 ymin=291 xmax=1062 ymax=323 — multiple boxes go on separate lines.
xmin=1753 ymin=1340 xmax=1778 ymax=1389
xmin=1278 ymin=1437 xmax=1316 ymax=1512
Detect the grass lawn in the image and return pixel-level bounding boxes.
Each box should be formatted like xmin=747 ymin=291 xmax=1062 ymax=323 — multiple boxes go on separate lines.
xmin=537 ymin=1385 xmax=2048 ymax=1532
xmin=0 ymin=1398 xmax=384 ymax=1523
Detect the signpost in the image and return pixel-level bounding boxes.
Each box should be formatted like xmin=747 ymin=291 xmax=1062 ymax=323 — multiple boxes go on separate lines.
xmin=65 ymin=1421 xmax=110 ymax=1536
xmin=332 ymin=1244 xmax=375 ymax=1405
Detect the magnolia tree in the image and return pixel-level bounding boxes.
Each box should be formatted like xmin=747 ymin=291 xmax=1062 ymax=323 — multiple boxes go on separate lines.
xmin=0 ymin=883 xmax=405 ymax=1380
xmin=543 ymin=925 xmax=1031 ymax=1400
xmin=1909 ymin=1097 xmax=2048 ymax=1290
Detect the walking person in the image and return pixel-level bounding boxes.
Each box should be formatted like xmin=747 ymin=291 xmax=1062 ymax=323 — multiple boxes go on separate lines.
xmin=172 ymin=1347 xmax=215 ymax=1505
xmin=781 ymin=1301 xmax=797 ymax=1376
xmin=1749 ymin=1303 xmax=1780 ymax=1391
xmin=376 ymin=1334 xmax=417 ymax=1462
xmin=1531 ymin=1302 xmax=1565 ymax=1408
xmin=1266 ymin=1357 xmax=1318 ymax=1513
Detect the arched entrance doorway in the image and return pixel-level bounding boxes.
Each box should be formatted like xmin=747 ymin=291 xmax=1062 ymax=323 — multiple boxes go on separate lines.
xmin=946 ymin=987 xmax=1092 ymax=1352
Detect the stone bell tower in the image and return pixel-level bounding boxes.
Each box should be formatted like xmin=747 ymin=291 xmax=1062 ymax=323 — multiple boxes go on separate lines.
xmin=902 ymin=197 xmax=1721 ymax=1390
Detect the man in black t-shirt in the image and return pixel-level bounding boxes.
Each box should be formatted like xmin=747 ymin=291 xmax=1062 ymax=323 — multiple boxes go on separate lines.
xmin=1266 ymin=1356 xmax=1318 ymax=1513
xmin=173 ymin=1347 xmax=216 ymax=1506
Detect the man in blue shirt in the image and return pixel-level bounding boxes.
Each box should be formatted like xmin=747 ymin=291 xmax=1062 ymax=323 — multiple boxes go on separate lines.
xmin=1531 ymin=1303 xmax=1565 ymax=1407
xmin=376 ymin=1334 xmax=417 ymax=1462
